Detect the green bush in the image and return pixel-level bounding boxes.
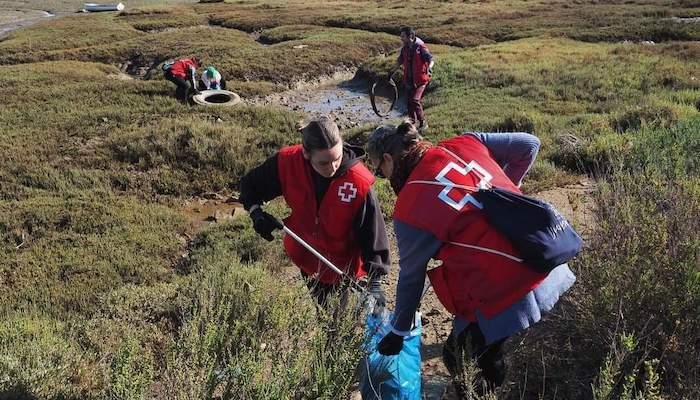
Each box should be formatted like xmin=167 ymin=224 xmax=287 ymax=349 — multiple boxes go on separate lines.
xmin=493 ymin=112 xmax=535 ymax=133
xmin=162 ymin=222 xmax=365 ymax=399
xmin=509 ymin=120 xmax=700 ymax=399
xmin=611 ymin=101 xmax=680 ymax=133
xmin=109 ymin=338 xmax=154 ymax=400
xmin=0 ymin=316 xmax=97 ymax=399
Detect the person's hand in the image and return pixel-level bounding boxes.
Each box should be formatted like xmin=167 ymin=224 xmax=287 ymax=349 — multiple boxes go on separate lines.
xmin=249 ymin=207 xmax=283 ymax=241
xmin=377 ymin=332 xmax=404 ymax=355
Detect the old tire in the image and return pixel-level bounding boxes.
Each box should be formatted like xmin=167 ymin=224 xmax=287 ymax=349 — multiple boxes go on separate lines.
xmin=369 ymin=72 xmax=399 ymax=117
xmin=191 ymin=89 xmax=241 ymax=107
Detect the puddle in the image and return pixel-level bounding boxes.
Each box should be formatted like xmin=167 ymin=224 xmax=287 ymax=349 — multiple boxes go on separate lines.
xmin=257 ymin=71 xmax=406 ymax=130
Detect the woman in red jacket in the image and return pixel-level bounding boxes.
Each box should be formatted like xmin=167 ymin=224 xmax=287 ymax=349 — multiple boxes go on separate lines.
xmin=240 ymin=117 xmax=391 ymax=308
xmin=366 ymin=120 xmax=575 ymax=395
xmin=163 ymin=57 xmax=201 ymax=101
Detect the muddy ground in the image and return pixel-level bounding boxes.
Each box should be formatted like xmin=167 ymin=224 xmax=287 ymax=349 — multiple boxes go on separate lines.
xmin=250 ymin=70 xmax=406 ymax=131
xmin=0 ymin=9 xmax=57 ymax=39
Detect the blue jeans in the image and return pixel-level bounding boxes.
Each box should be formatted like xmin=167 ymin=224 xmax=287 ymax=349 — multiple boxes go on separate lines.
xmin=464 ymin=132 xmax=541 ymax=187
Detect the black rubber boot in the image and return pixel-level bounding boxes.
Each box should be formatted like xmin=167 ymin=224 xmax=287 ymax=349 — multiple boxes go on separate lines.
xmin=443 ymin=325 xmax=508 ymax=399
xmin=442 ymin=328 xmax=471 ymax=399
xmin=442 ymin=329 xmax=467 ymax=376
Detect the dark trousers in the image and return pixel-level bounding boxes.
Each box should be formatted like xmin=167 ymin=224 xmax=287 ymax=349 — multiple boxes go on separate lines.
xmin=302 ymin=274 xmax=364 ymax=344
xmin=443 ymin=323 xmax=507 ymax=395
xmin=164 ymin=71 xmax=192 ymax=101
xmin=406 ymin=83 xmax=428 ymax=126
xmin=303 ymin=275 xmax=339 ymax=307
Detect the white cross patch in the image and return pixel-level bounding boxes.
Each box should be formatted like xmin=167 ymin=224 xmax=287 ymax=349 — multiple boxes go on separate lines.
xmin=337 ymin=182 xmax=358 ymax=203
xmin=435 ymin=161 xmax=492 ymax=211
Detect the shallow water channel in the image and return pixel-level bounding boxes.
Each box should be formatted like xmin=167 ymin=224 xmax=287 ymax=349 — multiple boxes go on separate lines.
xmin=258 ymin=72 xmax=406 ymax=130
xmin=0 ymin=9 xmax=55 ymax=39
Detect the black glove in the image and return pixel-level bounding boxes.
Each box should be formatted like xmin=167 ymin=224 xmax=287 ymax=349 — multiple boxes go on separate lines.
xmin=249 ymin=207 xmax=282 ymax=241
xmin=378 ymin=332 xmax=404 ymax=356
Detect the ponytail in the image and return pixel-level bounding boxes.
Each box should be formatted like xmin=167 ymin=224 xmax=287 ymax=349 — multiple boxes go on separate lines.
xmin=366 ymin=119 xmax=433 ymax=194
xmin=299 ymin=116 xmax=341 ymax=153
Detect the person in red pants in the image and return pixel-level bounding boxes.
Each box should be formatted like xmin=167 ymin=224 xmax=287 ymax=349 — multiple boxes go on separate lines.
xmin=393 ymin=27 xmax=434 ymax=133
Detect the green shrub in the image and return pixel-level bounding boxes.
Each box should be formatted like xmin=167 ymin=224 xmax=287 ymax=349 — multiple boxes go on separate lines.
xmin=611 ymin=101 xmax=680 ymax=133
xmin=109 ymin=337 xmax=154 ymax=400
xmin=493 ymin=112 xmax=535 ymax=133
xmin=0 ymin=316 xmax=97 ymax=399
xmin=162 ymin=223 xmax=365 ymax=399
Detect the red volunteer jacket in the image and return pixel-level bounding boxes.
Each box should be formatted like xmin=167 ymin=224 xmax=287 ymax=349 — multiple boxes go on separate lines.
xmin=400 ymin=41 xmax=431 ymax=86
xmin=393 ymin=135 xmax=546 ymax=321
xmin=278 ymin=145 xmax=375 ymax=284
xmin=169 ymin=58 xmax=197 ymax=79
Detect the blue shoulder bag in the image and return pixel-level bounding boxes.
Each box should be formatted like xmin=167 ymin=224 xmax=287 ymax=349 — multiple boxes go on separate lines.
xmin=473 ymin=188 xmax=583 ymax=273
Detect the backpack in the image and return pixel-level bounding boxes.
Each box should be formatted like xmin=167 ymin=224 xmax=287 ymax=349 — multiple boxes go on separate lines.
xmin=473 ymin=188 xmax=583 ymax=273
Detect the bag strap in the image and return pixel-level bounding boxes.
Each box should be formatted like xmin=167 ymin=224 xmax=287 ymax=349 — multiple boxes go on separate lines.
xmin=407 ymin=179 xmax=480 ymax=192
xmin=447 ymin=241 xmax=523 ymax=263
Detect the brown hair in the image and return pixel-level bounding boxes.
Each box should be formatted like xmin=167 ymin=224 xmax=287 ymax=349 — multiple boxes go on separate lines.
xmin=366 ymin=120 xmax=432 ymax=193
xmin=299 ymin=116 xmax=342 ymax=153
xmin=399 ymin=26 xmax=416 ymax=39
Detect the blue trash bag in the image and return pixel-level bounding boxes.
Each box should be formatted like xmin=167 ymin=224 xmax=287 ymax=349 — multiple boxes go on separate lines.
xmin=360 ymin=310 xmax=422 ymax=400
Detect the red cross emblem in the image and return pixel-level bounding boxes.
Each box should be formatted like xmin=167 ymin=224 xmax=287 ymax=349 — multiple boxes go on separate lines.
xmin=338 ymin=182 xmax=358 ymax=203
xmin=435 ymin=161 xmax=492 ymax=211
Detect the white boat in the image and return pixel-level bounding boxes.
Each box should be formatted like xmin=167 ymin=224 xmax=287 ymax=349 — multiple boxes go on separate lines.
xmin=83 ymin=3 xmax=125 ymax=12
